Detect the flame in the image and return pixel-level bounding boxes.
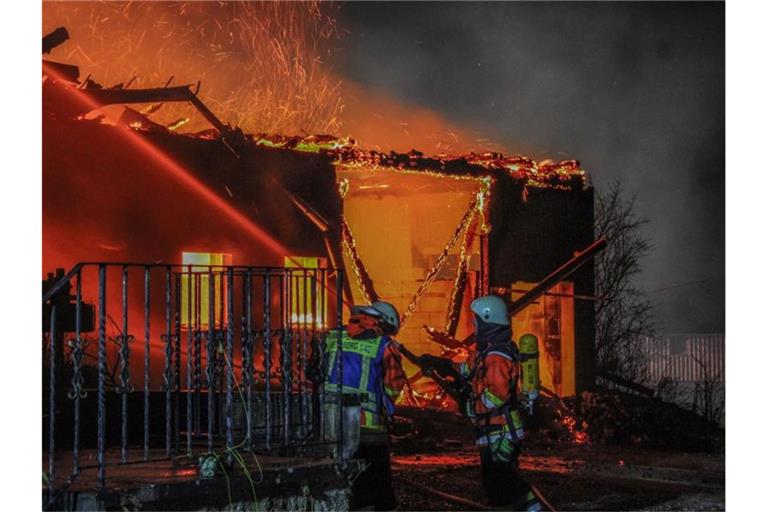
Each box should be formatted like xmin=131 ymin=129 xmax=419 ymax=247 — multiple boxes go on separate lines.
xmin=42 ymin=1 xmax=511 ymax=154
xmin=42 ymin=1 xmax=343 ymax=135
xmin=338 ymin=80 xmax=508 ymax=155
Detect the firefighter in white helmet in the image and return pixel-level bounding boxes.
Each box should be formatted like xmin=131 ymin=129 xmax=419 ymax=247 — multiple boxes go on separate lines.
xmin=457 ymin=295 xmax=542 ymax=511
xmin=324 ymin=300 xmax=406 ymax=510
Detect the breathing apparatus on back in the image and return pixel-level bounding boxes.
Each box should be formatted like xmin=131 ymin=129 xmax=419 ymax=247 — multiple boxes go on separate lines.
xmin=471 ymin=295 xmax=540 ymax=414
xmin=517 ymin=333 xmax=540 ymax=415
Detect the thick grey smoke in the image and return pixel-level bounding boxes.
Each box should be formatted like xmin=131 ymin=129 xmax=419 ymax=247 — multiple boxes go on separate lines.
xmin=336 ymin=2 xmax=724 ymax=333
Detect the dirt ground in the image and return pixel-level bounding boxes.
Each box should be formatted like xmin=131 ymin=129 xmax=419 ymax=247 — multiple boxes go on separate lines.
xmin=391 ymin=444 xmax=724 ymax=511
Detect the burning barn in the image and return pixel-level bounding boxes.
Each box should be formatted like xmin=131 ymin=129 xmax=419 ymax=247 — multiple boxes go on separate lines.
xmin=43 ymin=26 xmax=596 ymax=509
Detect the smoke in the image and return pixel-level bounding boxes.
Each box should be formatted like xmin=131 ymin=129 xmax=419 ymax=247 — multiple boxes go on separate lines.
xmin=339 ymin=79 xmax=507 ymax=154
xmin=336 ymin=2 xmax=724 ymax=332
xmin=42 ymin=2 xmax=724 ymax=332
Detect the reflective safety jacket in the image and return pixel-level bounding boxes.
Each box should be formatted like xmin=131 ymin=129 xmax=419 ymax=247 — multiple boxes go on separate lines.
xmin=324 ymin=329 xmax=406 ymax=430
xmin=458 ymin=342 xmax=525 ymax=452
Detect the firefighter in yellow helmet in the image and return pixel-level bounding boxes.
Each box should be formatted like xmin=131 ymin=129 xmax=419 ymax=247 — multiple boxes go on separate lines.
xmin=324 ymin=300 xmax=407 ymax=510
xmin=458 ymin=295 xmax=542 ymax=511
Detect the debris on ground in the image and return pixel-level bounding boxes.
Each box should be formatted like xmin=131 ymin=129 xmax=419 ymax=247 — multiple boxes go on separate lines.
xmin=529 ymin=390 xmax=724 ymax=452
xmin=390 ymin=388 xmax=724 ymax=511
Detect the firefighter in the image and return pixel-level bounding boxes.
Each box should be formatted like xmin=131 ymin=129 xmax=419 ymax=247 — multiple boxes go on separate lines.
xmin=324 ymin=301 xmax=407 ymax=511
xmin=459 ymin=295 xmax=542 ymax=511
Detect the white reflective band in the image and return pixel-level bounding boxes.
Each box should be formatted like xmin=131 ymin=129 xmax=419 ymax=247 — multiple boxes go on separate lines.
xmin=486 ymin=350 xmax=514 ymax=361
xmin=474 ymin=428 xmax=524 ymax=445
xmin=481 ymin=394 xmax=498 ymax=410
xmin=527 ymin=502 xmax=542 ymax=512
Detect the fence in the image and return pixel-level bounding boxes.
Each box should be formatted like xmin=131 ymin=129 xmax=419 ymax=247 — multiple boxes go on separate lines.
xmin=43 ymin=262 xmax=347 ymax=500
xmin=614 ymin=333 xmax=726 ymax=427
xmin=640 ymin=334 xmax=725 ymax=385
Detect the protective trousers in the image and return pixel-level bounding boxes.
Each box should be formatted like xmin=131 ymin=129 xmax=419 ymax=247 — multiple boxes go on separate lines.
xmin=479 ymin=443 xmax=541 ymax=511
xmin=351 ymin=434 xmax=396 ymax=511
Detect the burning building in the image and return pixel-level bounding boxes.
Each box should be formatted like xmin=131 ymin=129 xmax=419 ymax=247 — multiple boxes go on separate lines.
xmin=43 ymin=39 xmax=595 ymax=400
xmin=42 ymin=23 xmax=596 ymax=509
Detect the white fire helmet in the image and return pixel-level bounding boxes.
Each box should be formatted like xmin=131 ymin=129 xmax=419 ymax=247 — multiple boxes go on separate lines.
xmin=351 ymin=301 xmax=401 ymax=335
xmin=470 ymin=295 xmax=510 ymax=326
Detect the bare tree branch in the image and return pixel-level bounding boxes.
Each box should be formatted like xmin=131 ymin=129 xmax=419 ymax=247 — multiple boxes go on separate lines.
xmin=595 ymin=181 xmax=655 ymax=382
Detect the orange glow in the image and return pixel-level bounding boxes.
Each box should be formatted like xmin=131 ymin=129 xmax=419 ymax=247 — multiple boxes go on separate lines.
xmin=181 ymin=252 xmax=232 ymax=328
xmin=42 ymin=2 xmax=511 ymax=154
xmin=42 ymin=66 xmax=350 ymax=311
xmin=340 ymin=166 xmax=482 ymax=385
xmin=561 ymin=414 xmax=590 ymax=445
xmin=511 ymin=281 xmax=576 ymax=397
xmin=339 ymin=80 xmax=508 ymax=154
xmin=43 ymin=62 xmax=290 ymax=258
xmin=42 ymin=1 xmax=344 ymax=135
xmin=284 ymin=256 xmax=329 ymax=328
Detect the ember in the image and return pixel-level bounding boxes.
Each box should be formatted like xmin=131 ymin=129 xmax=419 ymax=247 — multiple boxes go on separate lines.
xmin=42 ymin=1 xmax=344 ymax=135
xmin=36 ymin=1 xmax=727 ymax=510
xmin=561 ymin=414 xmax=591 ymax=445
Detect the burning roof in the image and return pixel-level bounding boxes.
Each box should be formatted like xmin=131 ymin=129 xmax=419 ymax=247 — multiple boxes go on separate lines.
xmin=250 ymin=134 xmax=588 ymax=191
xmin=43 ymin=40 xmax=587 ymax=195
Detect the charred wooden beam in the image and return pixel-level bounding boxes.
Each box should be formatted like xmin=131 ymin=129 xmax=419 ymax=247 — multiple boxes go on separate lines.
xmin=43 ymin=27 xmax=69 ymax=54
xmin=82 ymin=85 xmax=196 ymax=107
xmin=424 ymin=237 xmax=606 ymax=351
xmin=42 ymin=60 xmax=79 ymax=83
xmin=273 ymin=181 xmax=355 ymax=307
xmin=81 ymin=85 xmax=229 ymax=135
xmin=509 ymin=236 xmax=607 ymax=316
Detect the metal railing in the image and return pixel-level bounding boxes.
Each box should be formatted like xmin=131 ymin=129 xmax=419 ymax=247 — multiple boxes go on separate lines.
xmin=43 ymin=262 xmax=346 ymax=499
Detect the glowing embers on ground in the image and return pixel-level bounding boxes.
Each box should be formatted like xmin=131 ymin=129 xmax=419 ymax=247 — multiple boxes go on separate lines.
xmin=392 ymin=453 xmax=480 ymax=467
xmin=392 ymin=453 xmax=583 ymax=475
xmin=561 ymin=414 xmax=590 ymax=445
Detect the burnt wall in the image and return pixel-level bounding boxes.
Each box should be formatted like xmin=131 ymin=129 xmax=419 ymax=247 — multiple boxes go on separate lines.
xmin=43 ymin=119 xmax=340 ymax=271
xmin=488 ymin=174 xmax=595 ymax=391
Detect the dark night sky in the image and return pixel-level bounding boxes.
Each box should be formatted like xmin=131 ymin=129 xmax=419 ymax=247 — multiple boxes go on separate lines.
xmin=335 ymin=1 xmax=725 ymax=333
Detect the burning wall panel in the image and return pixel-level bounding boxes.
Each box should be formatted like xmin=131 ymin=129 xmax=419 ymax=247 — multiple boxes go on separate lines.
xmin=488 ymin=180 xmax=595 ymax=392
xmin=338 ymin=166 xmax=482 ymax=366
xmin=512 ymin=281 xmax=576 ymax=397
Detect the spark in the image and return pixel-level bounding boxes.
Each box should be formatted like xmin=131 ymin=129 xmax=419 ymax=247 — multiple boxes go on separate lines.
xmin=43 ymin=1 xmax=344 ymax=135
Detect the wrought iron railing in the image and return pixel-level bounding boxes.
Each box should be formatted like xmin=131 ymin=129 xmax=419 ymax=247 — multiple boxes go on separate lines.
xmin=42 ymin=262 xmax=346 ymax=500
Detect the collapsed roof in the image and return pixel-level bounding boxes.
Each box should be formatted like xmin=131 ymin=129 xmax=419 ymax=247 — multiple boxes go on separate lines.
xmin=43 ymin=24 xmax=588 ymax=194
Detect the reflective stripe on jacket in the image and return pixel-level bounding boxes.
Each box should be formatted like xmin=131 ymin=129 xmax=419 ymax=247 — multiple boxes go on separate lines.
xmin=464 ymin=343 xmax=524 ymax=448
xmin=324 ymin=329 xmax=405 ymax=430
